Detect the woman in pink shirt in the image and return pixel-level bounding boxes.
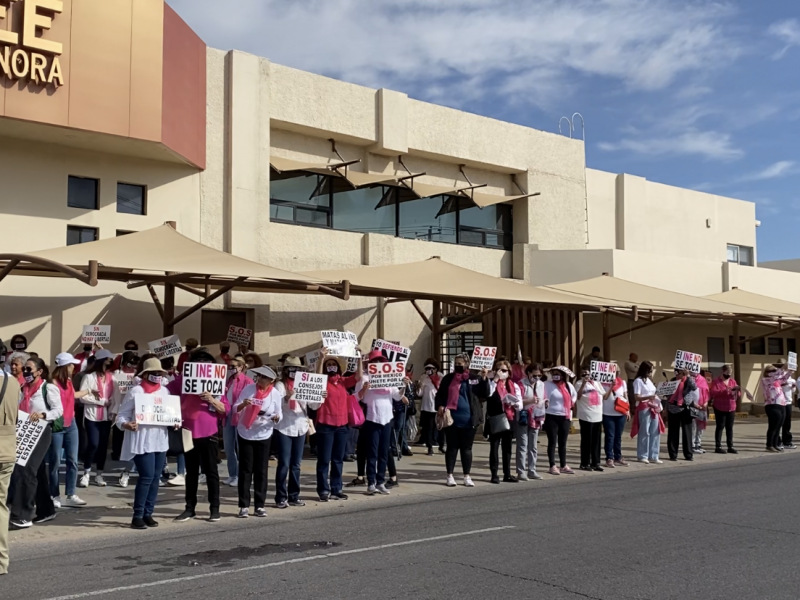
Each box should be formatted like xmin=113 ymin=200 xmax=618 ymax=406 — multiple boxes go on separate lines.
xmin=710 ymin=365 xmax=740 ymax=454
xmin=761 ymin=364 xmax=790 ymax=452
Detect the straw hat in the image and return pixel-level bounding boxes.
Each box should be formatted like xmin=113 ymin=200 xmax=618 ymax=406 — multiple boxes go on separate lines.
xmin=283 ymin=356 xmax=305 ymax=369
xmin=138 ymin=357 xmax=165 ymax=376
xmin=547 ymin=365 xmax=576 ymax=378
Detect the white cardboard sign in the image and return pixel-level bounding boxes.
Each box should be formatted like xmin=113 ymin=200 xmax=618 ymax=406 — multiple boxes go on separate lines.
xmin=81 ymin=324 xmax=111 ymax=345
xmin=148 ymin=335 xmax=183 ymax=359
xmin=789 ymin=352 xmax=797 ymax=371
xmin=590 ymin=360 xmax=617 ymax=384
xmin=181 ymin=362 xmax=228 ymax=396
xmin=293 ymin=372 xmax=327 ymax=403
xmin=371 ymin=339 xmax=410 ymax=363
xmin=306 ymin=349 xmax=360 ymax=374
xmin=470 ymin=346 xmax=497 ymax=372
xmin=226 ymin=325 xmax=253 ymax=348
xmin=113 ymin=373 xmax=135 ymax=397
xmin=134 ymin=393 xmax=182 ymax=426
xmin=656 ymin=381 xmax=680 ymax=399
xmin=320 ymin=330 xmax=359 ymax=357
xmin=674 ymin=350 xmax=702 ymax=374
xmin=367 ymin=361 xmax=406 ymax=388
xmin=16 ymin=411 xmax=47 ymax=467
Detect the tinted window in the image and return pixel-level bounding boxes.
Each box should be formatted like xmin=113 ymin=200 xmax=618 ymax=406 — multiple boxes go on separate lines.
xmin=67 ymin=226 xmax=98 ymax=246
xmin=333 ymin=188 xmax=395 ymax=235
xmin=68 ymin=176 xmax=98 ymax=210
xmin=117 ymin=183 xmax=146 ymax=215
xmin=399 ymin=197 xmax=456 ymax=244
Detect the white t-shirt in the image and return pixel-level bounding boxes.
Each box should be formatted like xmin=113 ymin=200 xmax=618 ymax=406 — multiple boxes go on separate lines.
xmin=781 ymin=377 xmax=796 ymax=405
xmin=522 ymin=378 xmax=546 ymax=418
xmin=602 ymin=381 xmax=627 ymax=417
xmin=576 ymin=380 xmax=604 ymax=423
xmin=634 ymin=377 xmax=660 ymax=410
xmin=356 ymin=376 xmax=401 ymax=426
xmin=544 ymin=381 xmax=577 ymax=417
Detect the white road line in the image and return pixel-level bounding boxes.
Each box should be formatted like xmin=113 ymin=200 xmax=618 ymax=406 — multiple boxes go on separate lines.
xmin=43 ymin=526 xmax=515 ymax=600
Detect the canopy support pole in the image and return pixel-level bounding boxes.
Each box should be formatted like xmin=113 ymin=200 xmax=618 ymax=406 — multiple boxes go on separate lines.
xmin=377 ymin=297 xmax=386 ymax=339
xmin=733 ymin=318 xmax=742 ymax=411
xmin=167 ymin=277 xmax=247 ymax=329
xmin=411 ymin=300 xmax=433 ymax=331
xmin=608 ymin=316 xmax=674 ymax=340
xmin=602 ymin=310 xmax=611 ymax=362
xmin=432 ymin=301 xmax=442 ymax=362
xmin=163 ymin=283 xmax=176 ymax=337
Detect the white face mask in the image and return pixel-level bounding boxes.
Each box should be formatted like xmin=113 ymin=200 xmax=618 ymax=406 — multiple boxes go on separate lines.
xmin=147 ymin=374 xmax=161 ymax=384
xmin=497 ymin=371 xmax=509 ymax=380
xmin=326 ymin=365 xmax=339 ymax=374
xmin=551 ymin=374 xmax=562 ymax=382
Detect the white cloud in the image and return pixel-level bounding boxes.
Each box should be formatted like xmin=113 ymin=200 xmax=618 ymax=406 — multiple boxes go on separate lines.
xmin=167 ymin=0 xmax=740 ymax=109
xmin=769 ymin=19 xmax=800 ymax=59
xmin=737 ymin=161 xmax=798 ymax=182
xmin=597 ymin=130 xmax=743 ymax=161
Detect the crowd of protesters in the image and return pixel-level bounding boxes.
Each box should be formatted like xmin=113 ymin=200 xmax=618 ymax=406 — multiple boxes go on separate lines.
xmin=1 ymin=333 xmax=797 ymax=576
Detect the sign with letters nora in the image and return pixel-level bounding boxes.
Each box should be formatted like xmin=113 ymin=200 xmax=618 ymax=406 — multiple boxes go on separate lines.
xmin=371 ymin=339 xmax=410 ymax=363
xmin=674 ymin=350 xmax=702 ymax=374
xmin=0 ymin=0 xmax=66 ymax=89
xmin=81 ymin=324 xmax=111 ymax=345
xmin=134 ymin=394 xmax=182 ymax=426
xmin=293 ymin=372 xmax=327 ymax=402
xmin=320 ymin=330 xmax=359 ymax=357
xmin=226 ymin=325 xmax=253 ymax=347
xmin=148 ymin=335 xmax=183 ymax=359
xmin=470 ymin=346 xmax=497 ymax=372
xmin=181 ymin=362 xmax=227 ymax=396
xmin=590 ymin=361 xmax=617 ymax=384
xmin=16 ymin=411 xmax=47 ymax=467
xmin=367 ymin=361 xmax=406 ymax=388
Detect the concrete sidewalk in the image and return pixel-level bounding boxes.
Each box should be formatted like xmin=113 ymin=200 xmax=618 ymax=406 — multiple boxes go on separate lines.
xmin=7 ymin=419 xmax=791 ymax=551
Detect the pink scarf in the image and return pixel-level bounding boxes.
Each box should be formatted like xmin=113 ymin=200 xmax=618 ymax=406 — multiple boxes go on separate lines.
xmin=554 ymin=381 xmax=573 ymax=415
xmin=243 ymin=384 xmax=273 ymax=429
xmin=496 ymin=379 xmax=517 ymax=420
xmin=447 ymin=372 xmax=470 ymax=410
xmin=669 ymin=378 xmax=686 ymax=407
xmin=285 ymin=376 xmax=297 ymax=411
xmin=95 ymin=372 xmax=113 ymax=421
xmin=630 ymin=400 xmax=666 ymax=438
xmin=429 ymin=373 xmax=441 ymax=390
xmin=20 ymin=378 xmax=43 ymax=414
xmin=140 ymin=379 xmax=161 ymax=395
xmin=56 ymin=379 xmax=76 ymax=427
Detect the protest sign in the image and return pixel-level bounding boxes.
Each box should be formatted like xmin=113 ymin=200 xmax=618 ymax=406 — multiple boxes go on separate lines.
xmin=305 ymin=349 xmax=322 ymax=372
xmin=16 ymin=411 xmax=47 ymax=467
xmin=293 ymin=372 xmax=327 ymax=402
xmin=367 ymin=361 xmax=406 ymax=388
xmin=470 ymin=346 xmax=497 ymax=372
xmin=371 ymin=339 xmax=410 ymax=363
xmin=789 ymin=352 xmax=798 ymax=371
xmin=656 ymin=381 xmax=680 ymax=399
xmin=590 ymin=360 xmax=617 ymax=384
xmin=226 ymin=325 xmax=253 ymax=348
xmin=81 ymin=324 xmax=111 ymax=345
xmin=674 ymin=350 xmax=702 ymax=374
xmin=134 ymin=394 xmax=182 ymax=426
xmin=181 ymin=362 xmax=227 ymax=395
xmin=320 ymin=330 xmax=359 ymax=357
xmin=113 ymin=373 xmax=135 ymax=397
xmin=148 ymin=335 xmax=183 ymax=359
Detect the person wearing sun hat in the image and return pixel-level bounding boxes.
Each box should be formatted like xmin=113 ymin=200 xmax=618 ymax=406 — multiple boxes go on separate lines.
xmin=542 ymin=365 xmax=578 ymax=475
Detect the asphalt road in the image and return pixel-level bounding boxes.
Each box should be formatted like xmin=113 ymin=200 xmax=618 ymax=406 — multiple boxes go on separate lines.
xmin=5 ymin=452 xmax=800 ymax=600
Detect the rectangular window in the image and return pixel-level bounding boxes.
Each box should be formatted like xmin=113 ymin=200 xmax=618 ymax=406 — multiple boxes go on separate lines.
xmin=727 ymin=244 xmax=754 ymax=266
xmin=399 ymin=196 xmax=457 ymax=244
xmin=201 ymin=309 xmax=248 ymax=346
xmin=269 ymin=174 xmax=331 ymax=228
xmin=68 ymin=176 xmax=99 ymax=210
xmin=728 ymin=335 xmax=746 ymax=355
xmin=768 ymin=337 xmax=784 ymax=356
xmin=332 ymin=187 xmax=396 ymax=235
xmin=749 ymin=337 xmax=765 ymax=355
xmin=117 ymin=183 xmax=146 ymax=215
xmin=67 ymin=226 xmax=98 ymax=246
xmin=459 ymin=204 xmax=513 ymax=250
xmin=788 ymin=338 xmax=797 ymax=354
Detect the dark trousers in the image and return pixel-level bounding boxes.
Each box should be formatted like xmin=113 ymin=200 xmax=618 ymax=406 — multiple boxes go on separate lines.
xmin=111 ymin=426 xmax=124 ymax=461
xmin=603 ymin=414 xmax=626 ymax=461
xmin=132 ymin=452 xmax=166 ymax=518
xmin=782 ymin=405 xmax=793 ymax=446
xmin=714 ymin=408 xmax=735 ymax=449
xmin=345 ymin=426 xmax=359 ymax=456
xmin=237 ymin=435 xmax=270 ymax=509
xmin=315 ymin=423 xmax=348 ymax=497
xmin=9 ymin=426 xmax=53 ymax=522
xmin=185 ymin=435 xmax=220 ymax=512
xmin=765 ymin=404 xmax=785 ymax=449
xmin=444 ymin=426 xmax=475 ymax=475
xmin=543 ymin=414 xmax=570 ymax=468
xmin=83 ymin=420 xmax=111 ymax=471
xmin=419 ymin=411 xmax=437 ymax=449
xmin=356 ymin=424 xmax=369 ymax=478
xmin=392 ymin=411 xmax=408 ymax=453
xmin=273 ymin=431 xmax=304 ymax=503
xmin=489 ymin=430 xmax=512 ymax=477
xmin=579 ymin=420 xmax=602 ymax=467
xmin=667 ymin=410 xmax=694 ymax=460
xmin=364 ymin=420 xmax=393 ymax=486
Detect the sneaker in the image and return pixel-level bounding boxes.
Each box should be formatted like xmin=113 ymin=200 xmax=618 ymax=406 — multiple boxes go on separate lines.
xmin=561 ymin=466 xmax=575 ymax=474
xmin=168 ymin=475 xmax=185 ymax=486
xmin=158 ymin=480 xmax=165 ymax=487
xmin=385 ymin=479 xmax=399 ymax=489
xmin=208 ymin=510 xmax=221 ymax=522
xmin=130 ymin=517 xmax=147 ymax=530
xmin=52 ymin=496 xmax=62 ymax=509
xmin=727 ymin=447 xmax=739 ymax=454
xmin=517 ymin=472 xmax=529 ymax=481
xmin=503 ymin=475 xmax=518 ymax=483
xmin=275 ymin=501 xmax=289 ymax=509
xmin=366 ymin=484 xmax=378 ymax=495
xmin=605 ymin=460 xmax=615 ymax=469
xmin=638 ymin=458 xmax=650 ymax=464
xmin=786 ymin=444 xmax=797 ymax=450
xmin=289 ymin=500 xmax=306 ymax=507
xmin=653 ymin=459 xmax=664 ymax=464
xmin=199 ymin=474 xmax=207 ymax=484
xmin=94 ymin=475 xmax=107 ymax=487
xmin=715 ymin=448 xmax=727 ymax=454
xmin=10 ymin=519 xmax=32 ymax=530
xmin=529 ymin=472 xmax=543 ymax=480
xmin=255 ymin=508 xmax=267 ymax=518
xmin=615 ymin=458 xmax=629 ymax=467
xmin=238 ymin=507 xmax=249 ymax=518
xmin=228 ymin=477 xmax=238 ymax=487
xmin=119 ymin=472 xmax=130 ymax=488
xmin=222 ymin=476 xmax=232 ymax=485
xmin=695 ymin=448 xmax=705 ymax=454
xmin=78 ymin=473 xmax=90 ymax=488
xmin=548 ymin=466 xmax=561 ymax=475
xmin=376 ymin=484 xmax=390 ymax=495
xmin=318 ymin=496 xmax=330 ymax=502
xmin=63 ymin=495 xmax=87 ymax=507
xmin=591 ymin=465 xmax=604 ymax=472
xmin=330 ymin=493 xmax=348 ymax=501
xmin=767 ymin=446 xmax=779 ymax=453
xmin=32 ymin=513 xmax=57 ymax=525
xmin=174 ymin=510 xmax=196 ymax=522
xmin=143 ymin=516 xmax=159 ymax=527
xmin=347 ymin=477 xmax=366 ymax=487
xmin=446 ymin=474 xmax=457 ymax=487
xmin=464 ymin=475 xmax=475 ymax=487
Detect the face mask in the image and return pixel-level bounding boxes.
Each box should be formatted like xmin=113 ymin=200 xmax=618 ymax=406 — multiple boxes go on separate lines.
xmin=287 ymin=369 xmax=297 ymax=380
xmin=83 ymin=345 xmax=92 ymax=353
xmin=454 ymin=365 xmax=465 ymax=374
xmin=24 ymin=373 xmax=35 ymax=383
xmin=326 ymin=365 xmax=339 ymax=374
xmin=722 ymin=373 xmax=731 ymax=379
xmin=497 ymin=371 xmax=509 ymax=380
xmin=147 ymin=374 xmax=161 ymax=384
xmin=425 ymin=368 xmax=434 ymax=375
xmin=14 ymin=342 xmax=26 ymax=350
xmin=551 ymin=374 xmax=562 ymax=382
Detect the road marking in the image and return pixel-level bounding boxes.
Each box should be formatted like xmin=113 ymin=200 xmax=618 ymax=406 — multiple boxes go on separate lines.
xmin=44 ymin=526 xmax=515 ymax=600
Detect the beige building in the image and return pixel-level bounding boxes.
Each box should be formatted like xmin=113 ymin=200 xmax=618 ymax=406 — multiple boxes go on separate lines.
xmin=0 ymin=0 xmax=796 ymax=398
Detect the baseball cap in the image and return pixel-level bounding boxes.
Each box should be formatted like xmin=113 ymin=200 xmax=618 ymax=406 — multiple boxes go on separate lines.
xmin=95 ymin=349 xmax=114 ymax=361
xmin=55 ymin=352 xmax=82 ymax=367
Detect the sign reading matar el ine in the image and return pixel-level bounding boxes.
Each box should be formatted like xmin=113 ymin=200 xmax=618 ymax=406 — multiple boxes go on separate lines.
xmin=0 ymin=0 xmax=65 ymax=88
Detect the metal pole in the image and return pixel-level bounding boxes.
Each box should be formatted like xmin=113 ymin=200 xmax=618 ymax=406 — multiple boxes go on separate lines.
xmin=432 ymin=301 xmax=442 ymax=362
xmin=733 ymin=318 xmax=742 ymax=411
xmin=602 ymin=310 xmax=611 ymax=362
xmin=163 ymin=283 xmax=176 ymax=336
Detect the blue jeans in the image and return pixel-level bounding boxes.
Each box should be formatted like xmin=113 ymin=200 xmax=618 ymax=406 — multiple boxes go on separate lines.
xmin=273 ymin=431 xmax=305 ymax=503
xmin=364 ymin=420 xmax=393 ymax=486
xmin=223 ymin=423 xmax=238 ymax=479
xmin=636 ymin=409 xmax=661 ymax=460
xmin=603 ymin=414 xmax=627 ymax=461
xmin=132 ymin=452 xmax=167 ymax=518
xmin=315 ymin=423 xmax=348 ymax=498
xmin=49 ymin=420 xmax=79 ymax=497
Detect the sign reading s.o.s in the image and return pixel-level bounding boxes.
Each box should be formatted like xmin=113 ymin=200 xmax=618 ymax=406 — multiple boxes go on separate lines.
xmin=0 ymin=0 xmax=65 ymax=88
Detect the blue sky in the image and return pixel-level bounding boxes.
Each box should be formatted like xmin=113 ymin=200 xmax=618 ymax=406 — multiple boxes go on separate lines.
xmin=169 ymin=0 xmax=800 ymax=261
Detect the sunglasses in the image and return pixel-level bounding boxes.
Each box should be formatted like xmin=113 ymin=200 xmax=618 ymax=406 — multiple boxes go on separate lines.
xmin=497 ymin=369 xmax=509 ymax=373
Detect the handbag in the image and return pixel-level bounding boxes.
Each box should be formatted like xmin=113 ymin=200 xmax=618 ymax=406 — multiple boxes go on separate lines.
xmin=487 ymin=413 xmax=511 ymax=435
xmin=687 ymin=406 xmax=702 ymax=420
xmin=42 ymin=384 xmax=64 ymax=433
xmin=300 ymin=403 xmax=316 ymax=436
xmin=614 ymin=398 xmax=630 ymax=415
xmin=435 ymin=409 xmax=453 ymax=430
xmin=167 ymin=428 xmax=194 ymax=456
xmin=347 ymin=394 xmax=365 ymax=428
xmin=517 ymin=406 xmax=529 ymax=426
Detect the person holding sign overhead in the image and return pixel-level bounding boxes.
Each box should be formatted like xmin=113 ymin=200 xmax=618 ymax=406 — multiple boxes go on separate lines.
xmin=233 ymin=366 xmax=282 ymax=518
xmin=116 ymin=358 xmax=176 ymax=530
xmin=78 ymin=349 xmax=116 ymax=488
